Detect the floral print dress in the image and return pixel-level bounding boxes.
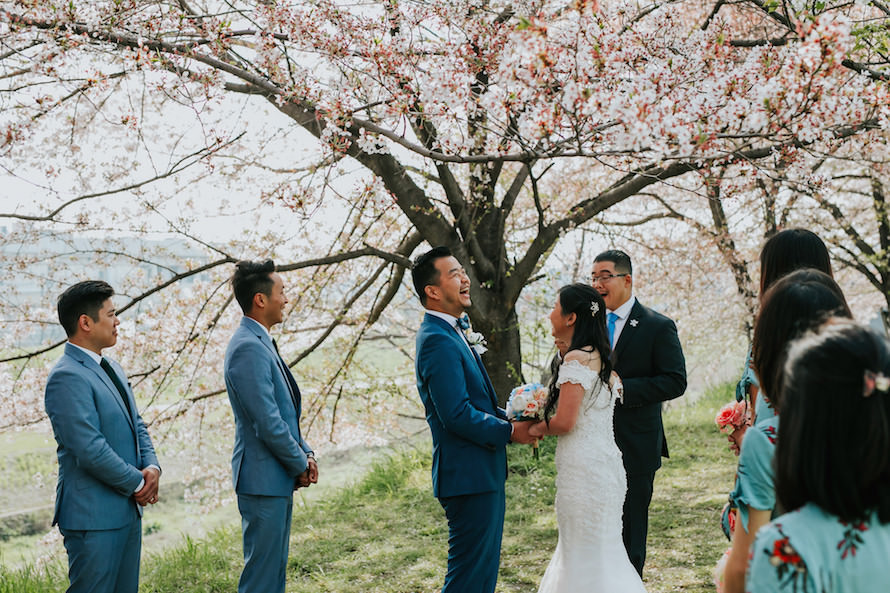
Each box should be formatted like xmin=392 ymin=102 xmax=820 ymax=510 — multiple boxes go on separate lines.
xmin=747 ymin=503 xmax=890 ymax=592
xmin=721 ymin=413 xmax=780 ymax=538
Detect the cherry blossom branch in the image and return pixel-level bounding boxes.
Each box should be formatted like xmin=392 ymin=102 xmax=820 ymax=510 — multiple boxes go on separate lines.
xmin=0 ymin=135 xmax=243 ymax=221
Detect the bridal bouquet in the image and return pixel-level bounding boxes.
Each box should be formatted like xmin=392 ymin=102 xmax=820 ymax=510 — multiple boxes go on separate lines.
xmin=506 ymin=382 xmax=548 ymax=459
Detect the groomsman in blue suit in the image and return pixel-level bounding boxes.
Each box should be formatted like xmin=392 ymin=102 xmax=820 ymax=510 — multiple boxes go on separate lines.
xmin=412 ymin=246 xmax=537 ymax=593
xmin=592 ymin=249 xmax=687 ymax=576
xmin=224 ymin=259 xmax=317 ymax=593
xmin=45 ymin=280 xmax=161 ymax=593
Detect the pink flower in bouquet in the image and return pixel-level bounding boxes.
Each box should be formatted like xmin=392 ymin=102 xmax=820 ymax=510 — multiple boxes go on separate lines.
xmin=715 ymin=401 xmax=749 ymax=435
xmin=507 ymin=383 xmax=548 ymax=421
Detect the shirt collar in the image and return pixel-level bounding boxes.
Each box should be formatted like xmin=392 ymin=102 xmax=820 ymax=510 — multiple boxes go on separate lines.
xmin=425 ymin=309 xmax=461 ymax=328
xmin=243 ymin=316 xmax=272 ymax=340
xmin=68 ymin=341 xmax=103 ymax=365
xmin=609 ymin=295 xmax=637 ymax=320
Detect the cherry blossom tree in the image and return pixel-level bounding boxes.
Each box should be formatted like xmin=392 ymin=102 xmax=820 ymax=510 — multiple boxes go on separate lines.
xmin=1 ymin=0 xmax=887 ymax=406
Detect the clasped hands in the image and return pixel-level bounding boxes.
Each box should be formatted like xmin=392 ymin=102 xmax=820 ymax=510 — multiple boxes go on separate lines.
xmin=510 ymin=419 xmax=543 ymax=445
xmin=134 ymin=467 xmax=161 ymax=506
xmin=295 ymin=457 xmax=319 ymax=490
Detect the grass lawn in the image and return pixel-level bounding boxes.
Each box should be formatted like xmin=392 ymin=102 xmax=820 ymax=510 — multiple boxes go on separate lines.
xmin=0 ymin=384 xmax=737 ymax=592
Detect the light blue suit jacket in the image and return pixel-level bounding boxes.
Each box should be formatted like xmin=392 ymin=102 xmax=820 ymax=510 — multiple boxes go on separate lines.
xmin=415 ymin=314 xmax=512 ymax=498
xmin=44 ymin=343 xmax=159 ymax=531
xmin=224 ymin=317 xmax=313 ymax=497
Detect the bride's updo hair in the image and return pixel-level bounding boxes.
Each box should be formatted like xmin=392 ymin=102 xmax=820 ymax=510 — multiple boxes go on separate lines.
xmin=544 ymin=283 xmax=612 ymax=422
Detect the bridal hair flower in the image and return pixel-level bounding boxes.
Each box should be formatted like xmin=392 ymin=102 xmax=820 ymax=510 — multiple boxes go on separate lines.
xmin=590 ymin=301 xmax=600 ymax=316
xmin=863 ymin=369 xmax=890 ymax=397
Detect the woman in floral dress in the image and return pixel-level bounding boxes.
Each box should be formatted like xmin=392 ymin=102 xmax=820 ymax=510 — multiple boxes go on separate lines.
xmin=722 ymin=270 xmax=851 ymax=593
xmin=747 ymin=320 xmax=890 ymax=592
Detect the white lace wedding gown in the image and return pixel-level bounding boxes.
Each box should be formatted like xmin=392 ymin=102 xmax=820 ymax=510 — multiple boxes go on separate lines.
xmin=537 ymin=360 xmax=647 ymax=593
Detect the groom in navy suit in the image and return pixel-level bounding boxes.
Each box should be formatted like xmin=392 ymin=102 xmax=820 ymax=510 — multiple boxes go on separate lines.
xmin=412 ymin=246 xmax=537 ymax=593
xmin=593 ymin=249 xmax=687 ymax=576
xmin=45 ymin=280 xmax=161 ymax=593
xmin=224 ymin=260 xmax=317 ymax=593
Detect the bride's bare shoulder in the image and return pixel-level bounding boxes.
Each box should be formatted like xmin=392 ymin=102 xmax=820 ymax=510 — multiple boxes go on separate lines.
xmin=564 ymin=349 xmax=602 ymax=371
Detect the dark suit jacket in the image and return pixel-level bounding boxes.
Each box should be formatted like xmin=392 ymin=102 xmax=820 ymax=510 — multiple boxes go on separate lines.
xmin=415 ymin=314 xmax=512 ymax=498
xmin=612 ymin=299 xmax=687 ymax=476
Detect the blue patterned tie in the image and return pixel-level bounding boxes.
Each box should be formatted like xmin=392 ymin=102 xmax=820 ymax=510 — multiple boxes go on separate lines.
xmin=456 ymin=315 xmax=470 ymax=331
xmin=607 ymin=312 xmax=619 ymax=348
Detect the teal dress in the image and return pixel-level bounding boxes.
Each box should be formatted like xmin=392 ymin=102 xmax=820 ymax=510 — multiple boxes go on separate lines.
xmin=747 ymin=503 xmax=890 ymax=592
xmin=735 ymin=346 xmax=777 ymax=424
xmin=721 ymin=413 xmax=779 ymax=538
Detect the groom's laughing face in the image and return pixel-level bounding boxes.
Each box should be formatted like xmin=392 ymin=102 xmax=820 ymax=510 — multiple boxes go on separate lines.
xmin=431 ymin=255 xmax=471 ymax=316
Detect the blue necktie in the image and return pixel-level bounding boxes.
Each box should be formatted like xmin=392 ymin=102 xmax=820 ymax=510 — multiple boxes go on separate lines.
xmin=456 ymin=315 xmax=470 ymax=330
xmin=607 ymin=312 xmax=619 ymax=348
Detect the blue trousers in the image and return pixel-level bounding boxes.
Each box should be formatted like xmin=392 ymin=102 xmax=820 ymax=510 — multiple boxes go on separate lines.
xmin=439 ymin=489 xmax=505 ymax=593
xmin=237 ymin=493 xmax=293 ymax=593
xmin=60 ymin=517 xmax=141 ymax=593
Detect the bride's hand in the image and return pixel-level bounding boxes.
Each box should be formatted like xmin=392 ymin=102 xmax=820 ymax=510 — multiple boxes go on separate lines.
xmin=528 ymin=421 xmax=545 ymax=438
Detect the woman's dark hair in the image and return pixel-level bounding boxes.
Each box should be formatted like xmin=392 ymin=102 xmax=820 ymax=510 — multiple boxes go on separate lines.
xmin=57 ymin=280 xmax=115 ymax=337
xmin=544 ymin=283 xmax=612 ymax=422
xmin=752 ymin=269 xmax=851 ymax=408
xmin=411 ymin=246 xmax=452 ymax=307
xmin=232 ymin=259 xmax=276 ymax=314
xmin=760 ymin=228 xmax=832 ymax=295
xmin=776 ymin=320 xmax=890 ymax=523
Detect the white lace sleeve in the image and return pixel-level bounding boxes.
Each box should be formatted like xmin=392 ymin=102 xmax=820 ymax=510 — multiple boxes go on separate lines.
xmin=556 ymin=359 xmax=599 ymax=390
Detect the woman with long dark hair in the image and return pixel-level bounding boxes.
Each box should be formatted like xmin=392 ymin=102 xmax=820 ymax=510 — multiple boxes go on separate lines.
xmin=748 ymin=320 xmax=890 ymax=592
xmin=529 ymin=283 xmax=645 ymax=592
xmin=722 ymin=269 xmax=852 ymax=593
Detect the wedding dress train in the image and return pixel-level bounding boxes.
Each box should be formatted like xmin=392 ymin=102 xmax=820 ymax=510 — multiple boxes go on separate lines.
xmin=537 ymin=360 xmax=647 ymax=593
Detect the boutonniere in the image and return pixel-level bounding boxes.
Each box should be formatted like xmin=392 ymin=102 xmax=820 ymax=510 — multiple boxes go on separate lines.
xmin=629 ymin=319 xmax=639 ymax=328
xmin=466 ymin=331 xmax=488 ymax=355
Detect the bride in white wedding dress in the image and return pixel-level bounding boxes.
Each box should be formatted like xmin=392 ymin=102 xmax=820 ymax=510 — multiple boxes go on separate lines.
xmin=530 ymin=283 xmax=647 ymax=593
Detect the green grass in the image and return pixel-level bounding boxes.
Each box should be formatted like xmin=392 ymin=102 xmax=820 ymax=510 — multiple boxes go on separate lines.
xmin=0 ymin=385 xmax=737 ymax=592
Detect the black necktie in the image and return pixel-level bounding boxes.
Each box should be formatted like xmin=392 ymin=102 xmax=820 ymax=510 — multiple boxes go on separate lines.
xmin=100 ymin=358 xmax=133 ymax=418
xmin=272 ymin=340 xmax=301 ymax=411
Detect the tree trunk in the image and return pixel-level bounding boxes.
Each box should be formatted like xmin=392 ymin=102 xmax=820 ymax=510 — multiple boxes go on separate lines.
xmin=469 ymin=301 xmax=523 ymax=406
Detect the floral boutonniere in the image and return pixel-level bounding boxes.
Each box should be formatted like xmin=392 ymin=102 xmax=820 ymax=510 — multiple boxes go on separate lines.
xmin=466 ymin=331 xmax=488 ymax=355
xmin=629 ymin=319 xmax=639 ymax=328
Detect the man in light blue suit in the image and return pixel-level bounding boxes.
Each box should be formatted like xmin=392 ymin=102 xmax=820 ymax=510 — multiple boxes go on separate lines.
xmin=412 ymin=246 xmax=538 ymax=593
xmin=44 ymin=280 xmax=161 ymax=593
xmin=224 ymin=259 xmax=317 ymax=593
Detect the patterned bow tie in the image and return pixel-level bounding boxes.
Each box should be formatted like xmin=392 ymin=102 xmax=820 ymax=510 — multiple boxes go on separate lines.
xmin=456 ymin=315 xmax=470 ymax=331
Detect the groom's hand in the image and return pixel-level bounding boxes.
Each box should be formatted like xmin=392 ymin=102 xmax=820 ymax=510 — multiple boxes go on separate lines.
xmin=510 ymin=421 xmax=540 ymax=445
xmin=295 ymin=469 xmax=311 ymax=490
xmin=307 ymin=458 xmax=319 ymax=484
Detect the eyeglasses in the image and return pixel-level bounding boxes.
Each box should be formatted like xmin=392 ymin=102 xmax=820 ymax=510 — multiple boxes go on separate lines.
xmin=591 ymin=273 xmax=628 ymax=285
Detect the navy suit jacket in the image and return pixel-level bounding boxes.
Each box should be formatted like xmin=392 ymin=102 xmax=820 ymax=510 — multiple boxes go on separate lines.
xmin=224 ymin=317 xmax=313 ymax=497
xmin=415 ymin=313 xmax=512 ymax=498
xmin=612 ymin=300 xmax=687 ymax=476
xmin=44 ymin=343 xmax=159 ymax=531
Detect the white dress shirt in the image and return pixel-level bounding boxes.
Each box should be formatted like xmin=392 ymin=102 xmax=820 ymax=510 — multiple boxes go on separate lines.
xmin=425 ymin=309 xmax=473 ymax=354
xmin=607 ymin=295 xmax=637 ymax=347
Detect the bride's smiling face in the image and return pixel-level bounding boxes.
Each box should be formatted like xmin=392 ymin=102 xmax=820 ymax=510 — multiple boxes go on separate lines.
xmin=549 ymin=296 xmax=576 ymax=354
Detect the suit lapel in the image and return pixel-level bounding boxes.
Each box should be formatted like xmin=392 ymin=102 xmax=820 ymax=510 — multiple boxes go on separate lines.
xmin=425 ymin=314 xmax=499 ymax=409
xmin=243 ymin=320 xmax=302 ymax=417
xmin=67 ymin=345 xmax=136 ymax=432
xmin=612 ymin=300 xmax=646 ymax=364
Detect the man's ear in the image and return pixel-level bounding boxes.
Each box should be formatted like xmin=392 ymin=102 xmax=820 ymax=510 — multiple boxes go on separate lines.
xmin=253 ymin=292 xmax=267 ymax=311
xmin=77 ymin=314 xmax=92 ymax=334
xmin=424 ymin=284 xmax=439 ymax=303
